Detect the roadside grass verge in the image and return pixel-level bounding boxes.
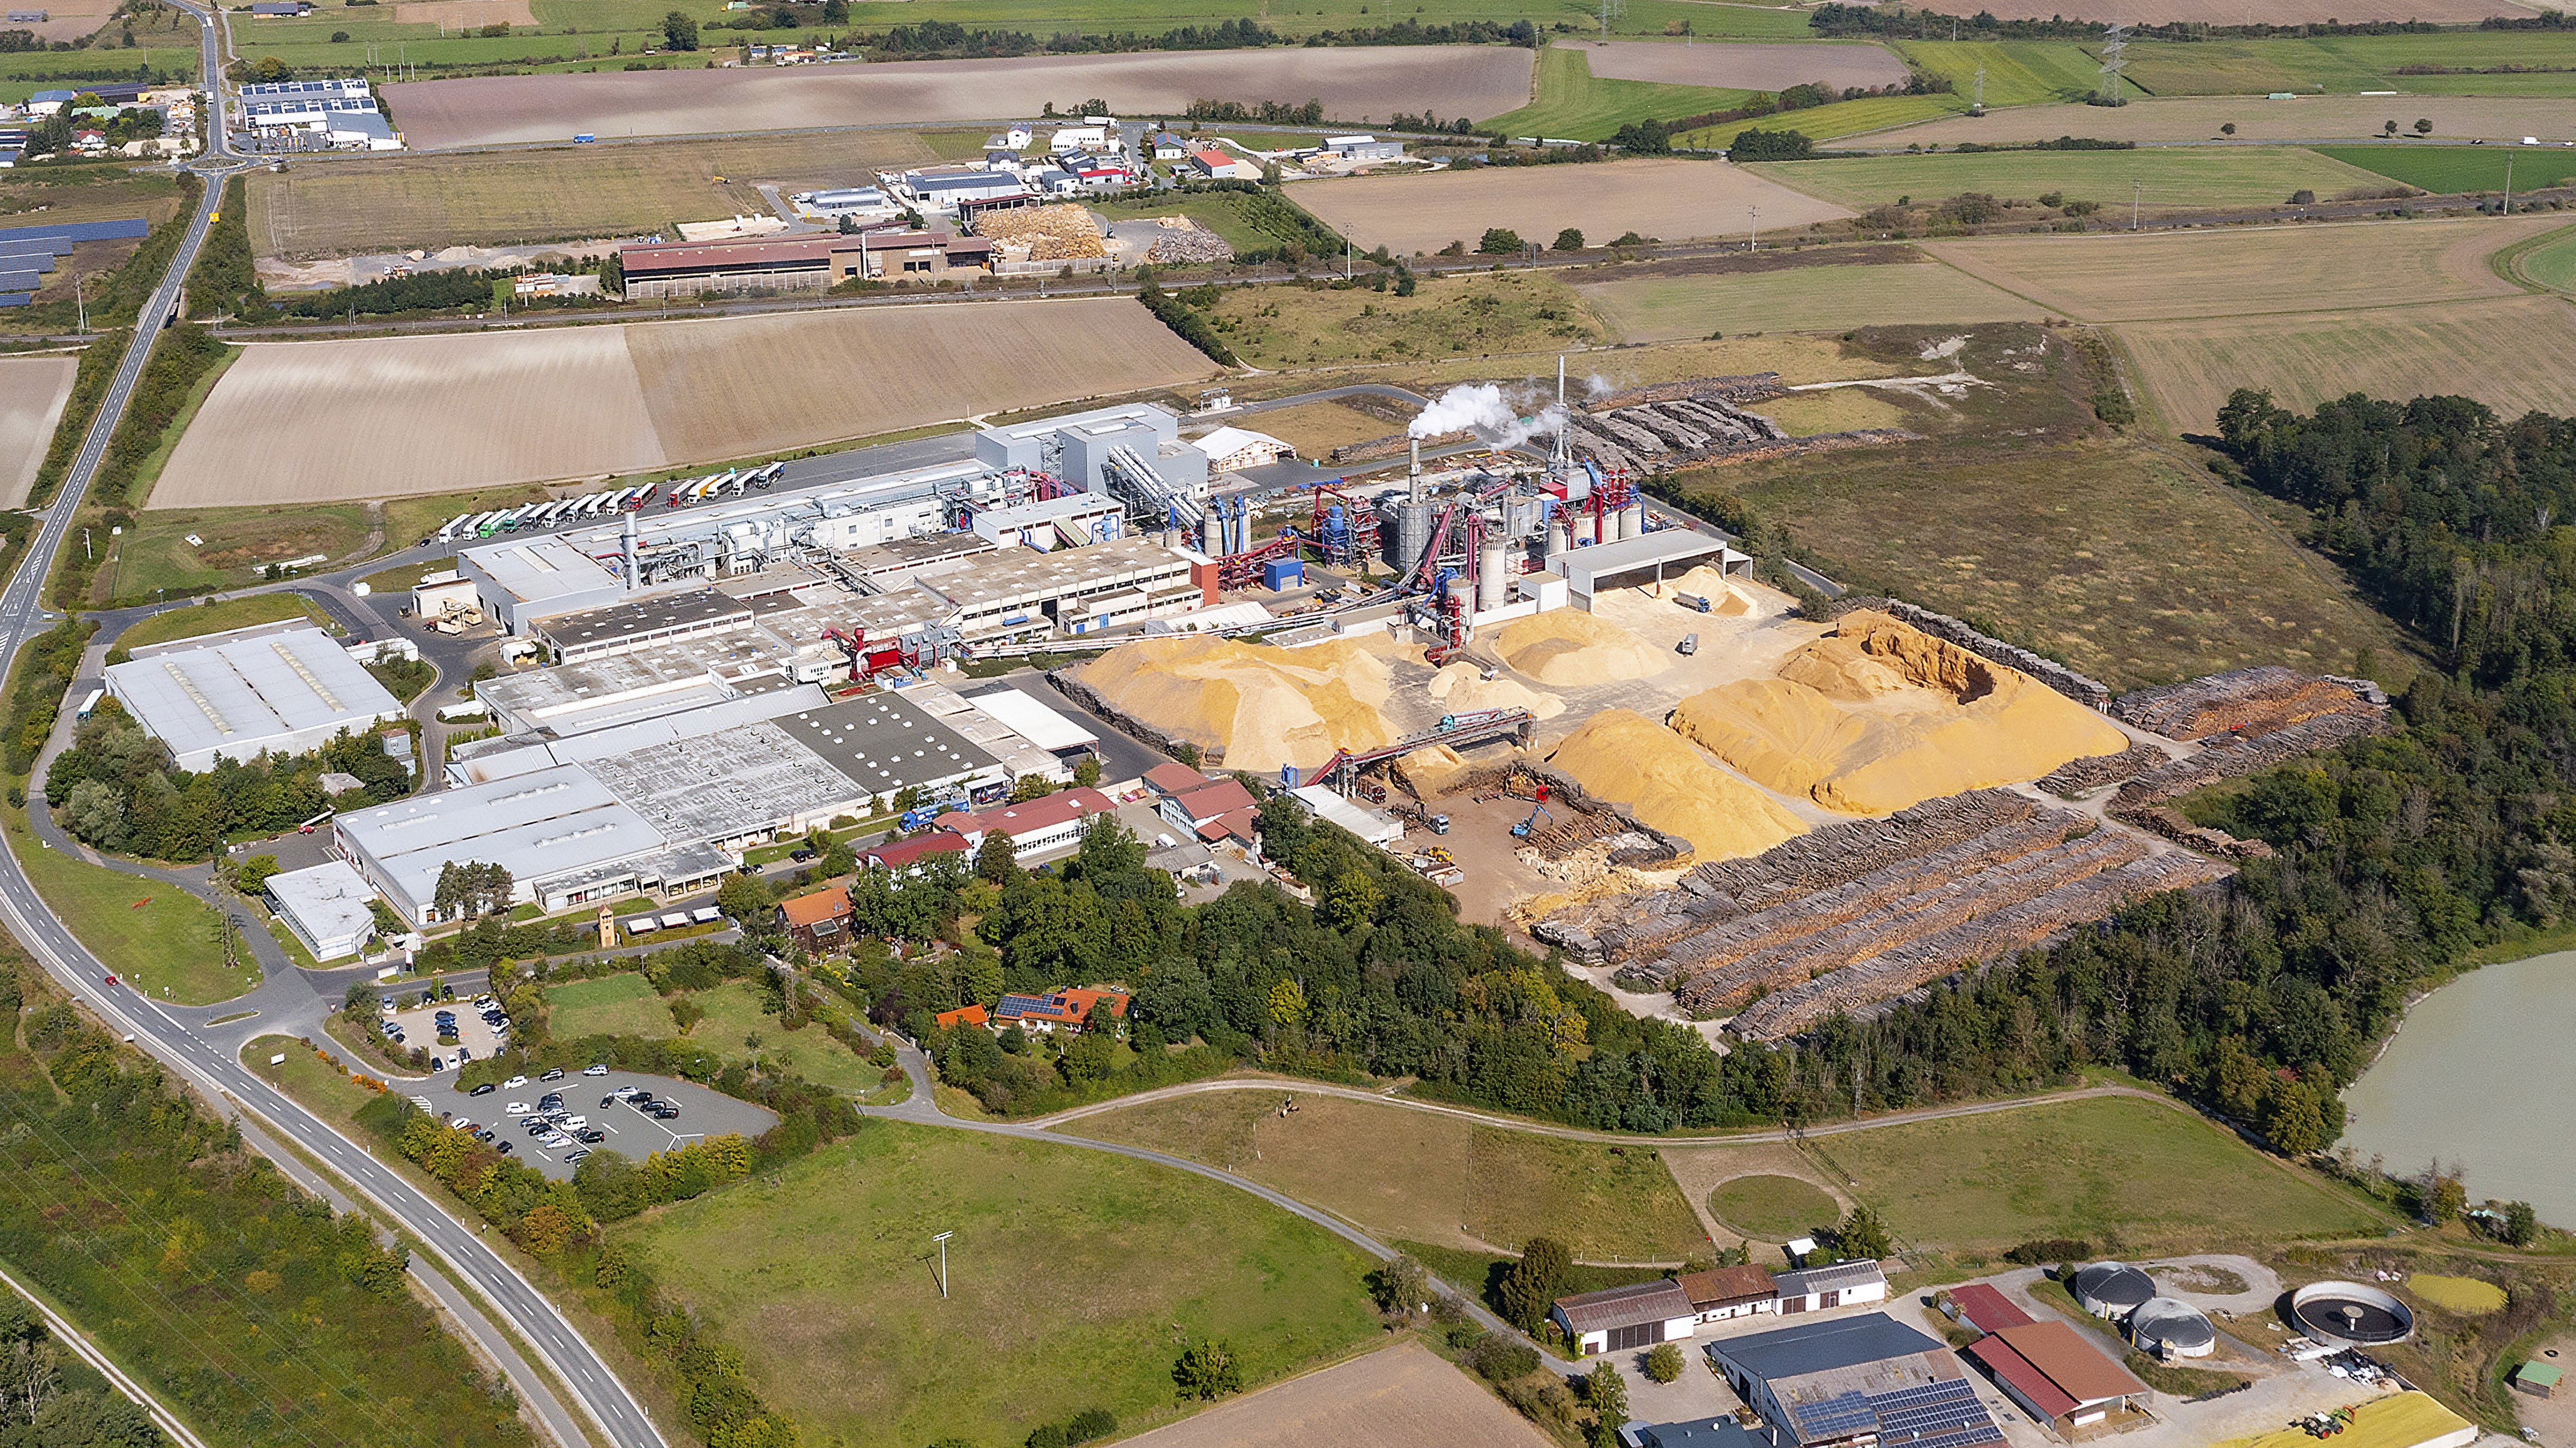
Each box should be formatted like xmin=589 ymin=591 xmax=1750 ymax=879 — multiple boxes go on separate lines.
xmin=88 ymin=502 xmax=373 ymax=609
xmin=617 ymin=1119 xmax=1381 ymax=1448
xmin=110 ymin=592 xmax=330 ymax=654
xmin=1069 ymin=1088 xmax=1710 ymax=1263
xmin=7 ymin=815 xmax=249 ymax=1004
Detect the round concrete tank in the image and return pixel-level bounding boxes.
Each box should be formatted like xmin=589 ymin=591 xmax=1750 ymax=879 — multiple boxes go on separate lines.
xmin=2289 ymin=1281 xmax=2415 ymax=1346
xmin=1478 ymin=539 xmax=1509 ymax=610
xmin=1624 ymin=501 xmax=1646 ymax=540
xmin=2129 ymin=1298 xmax=2217 ymax=1359
xmin=1602 ymin=505 xmax=1626 ymax=543
xmin=1201 ymin=512 xmax=1224 ymax=557
xmin=2071 ymin=1263 xmax=2156 ymax=1319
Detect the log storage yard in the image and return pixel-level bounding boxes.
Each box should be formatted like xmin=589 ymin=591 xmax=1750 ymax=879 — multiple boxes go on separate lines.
xmin=27 ymin=4 xmax=2576 ymax=1448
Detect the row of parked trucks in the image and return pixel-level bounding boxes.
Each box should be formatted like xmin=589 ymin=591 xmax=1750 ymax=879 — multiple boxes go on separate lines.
xmin=431 ymin=463 xmax=789 ymax=543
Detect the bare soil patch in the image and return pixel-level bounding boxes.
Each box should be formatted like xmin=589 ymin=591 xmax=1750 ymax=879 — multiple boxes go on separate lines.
xmin=1115 ymin=1341 xmax=1554 ymax=1448
xmin=1870 ymin=95 xmax=2576 ymax=147
xmin=1560 ymin=38 xmax=1909 ymax=91
xmin=384 ymin=47 xmax=1533 ymax=149
xmin=625 ymin=298 xmax=1214 ymax=462
xmin=1297 ymin=158 xmax=1850 ymax=255
xmin=153 ymin=298 xmax=1213 ymax=505
xmin=12 ymin=0 xmax=115 ymax=42
xmin=1924 ymin=215 xmax=2545 ymax=322
xmin=0 ymin=354 xmax=77 ymax=508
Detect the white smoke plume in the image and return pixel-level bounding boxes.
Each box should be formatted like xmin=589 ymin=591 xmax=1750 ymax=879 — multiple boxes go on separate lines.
xmin=1410 ymin=382 xmax=1566 ymax=448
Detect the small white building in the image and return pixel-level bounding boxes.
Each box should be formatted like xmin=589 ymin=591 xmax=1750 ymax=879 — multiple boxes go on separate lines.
xmin=934 ymin=786 xmax=1118 ymax=862
xmin=1553 ymin=1279 xmax=1699 ymax=1357
xmin=1288 ymin=784 xmax=1402 ymax=847
xmin=1187 ymin=148 xmax=1259 ymax=181
xmin=266 ymin=858 xmax=380 ymax=961
xmin=1773 ymin=1259 xmax=1889 ymax=1314
xmin=1192 ymin=425 xmax=1292 ymax=474
xmin=1049 ymin=122 xmax=1118 ymax=154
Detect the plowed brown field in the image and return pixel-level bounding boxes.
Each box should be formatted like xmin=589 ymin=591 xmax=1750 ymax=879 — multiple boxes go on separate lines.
xmin=1562 ymin=38 xmax=1908 ymax=91
xmin=0 ymin=354 xmax=77 ymax=508
xmin=1297 ymin=157 xmax=1851 ymax=255
xmin=384 ymin=47 xmax=1533 ymax=148
xmin=151 ymin=299 xmax=1214 ymax=506
xmin=1934 ymin=0 xmax=2531 ymax=20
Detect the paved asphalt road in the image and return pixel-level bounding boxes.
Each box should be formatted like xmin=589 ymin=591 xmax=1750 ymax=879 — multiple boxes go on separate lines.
xmin=0 ymin=24 xmax=671 ymax=1448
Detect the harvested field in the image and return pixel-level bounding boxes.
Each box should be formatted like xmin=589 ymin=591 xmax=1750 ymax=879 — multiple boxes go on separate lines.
xmin=1580 ymin=263 xmax=2043 ymax=343
xmin=1070 ymin=635 xmax=1399 ymax=772
xmin=154 ymin=299 xmax=1212 ymax=505
xmin=385 ymin=48 xmax=1533 ymax=148
xmin=1536 ymin=786 xmax=2229 ymax=1038
xmin=2117 ymin=294 xmax=2576 ymax=429
xmin=1670 ymin=610 xmax=2129 ymax=815
xmin=1544 ymin=708 xmax=1807 ymax=864
xmin=1869 ymin=96 xmax=2576 ymax=148
xmin=1492 ymin=610 xmax=1667 ymax=688
xmin=389 ymin=0 xmax=534 ymax=24
xmin=1114 ymin=1341 xmax=1554 ymax=1448
xmin=0 ymin=354 xmax=77 ymax=508
xmin=1924 ymin=216 xmax=2552 ymax=322
xmin=1926 ymin=0 xmax=2535 ymax=22
xmin=1295 ymin=158 xmax=1851 ymax=256
xmin=1752 ymin=147 xmax=2388 ymax=212
xmin=245 ymin=132 xmax=937 ymax=258
xmin=5 ymin=0 xmax=112 ymax=43
xmin=1558 ymin=38 xmax=1909 ymax=91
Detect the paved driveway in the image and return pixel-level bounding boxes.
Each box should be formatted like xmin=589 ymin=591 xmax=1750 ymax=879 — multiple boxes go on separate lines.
xmin=416 ymin=1070 xmax=777 ymax=1181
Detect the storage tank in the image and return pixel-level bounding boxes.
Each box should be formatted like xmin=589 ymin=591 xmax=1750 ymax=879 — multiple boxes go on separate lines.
xmin=1477 ymin=539 xmax=1508 ymax=610
xmin=1600 ymin=505 xmax=1625 ymax=544
xmin=1623 ymin=500 xmax=1647 ymax=540
xmin=1201 ymin=511 xmax=1223 ymax=557
xmin=2071 ymin=1263 xmax=2156 ymax=1320
xmin=2129 ymin=1298 xmax=2217 ymax=1359
xmin=1392 ymin=501 xmax=1433 ymax=574
xmin=2289 ymin=1281 xmax=2415 ymax=1346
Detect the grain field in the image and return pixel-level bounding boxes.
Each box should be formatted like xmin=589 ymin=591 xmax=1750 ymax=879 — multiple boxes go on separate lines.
xmin=1924 ymin=216 xmax=2549 ymax=321
xmin=1115 ymin=1342 xmax=1553 ymax=1448
xmin=385 ymin=47 xmax=1532 ymax=148
xmin=1559 ymin=38 xmax=1909 ymax=91
xmin=151 ymin=299 xmax=1214 ymax=506
xmin=0 ymin=354 xmax=78 ymax=508
xmin=1580 ymin=262 xmax=2046 ymax=340
xmin=2118 ymin=294 xmax=2576 ymax=429
xmin=1297 ymin=157 xmax=1851 ymax=255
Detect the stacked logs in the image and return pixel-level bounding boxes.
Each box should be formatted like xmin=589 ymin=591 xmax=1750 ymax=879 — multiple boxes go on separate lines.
xmin=2038 ymin=742 xmax=2169 ymax=798
xmin=2111 ymin=666 xmax=2379 ymax=740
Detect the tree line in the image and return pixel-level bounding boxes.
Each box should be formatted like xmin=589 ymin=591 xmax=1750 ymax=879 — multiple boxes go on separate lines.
xmin=45 ymin=697 xmax=413 ymax=861
xmin=1808 ymin=1 xmax=2445 ymax=40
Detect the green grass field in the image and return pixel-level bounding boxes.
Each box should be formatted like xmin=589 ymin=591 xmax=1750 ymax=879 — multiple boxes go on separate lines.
xmin=2516 ymin=223 xmax=2576 ymax=293
xmin=545 ymin=973 xmax=883 ymax=1091
xmin=1484 ymin=45 xmax=1753 ymax=141
xmin=2122 ymin=32 xmax=2576 ymax=98
xmin=101 ymin=503 xmax=374 ymax=607
xmin=1092 ymin=188 xmax=1305 ymax=253
xmin=1755 ymin=146 xmax=2388 ymax=211
xmin=1072 ymin=1090 xmax=1711 ymax=1262
xmin=1891 ymin=39 xmax=2101 ymax=108
xmin=8 ymin=816 xmax=252 ymax=1005
xmin=2314 ymin=145 xmax=2576 ymax=196
xmin=617 ymin=1120 xmax=1380 ymax=1448
xmin=1207 ymin=269 xmax=1601 ymax=368
xmin=546 ymin=972 xmax=677 ymax=1038
xmin=1816 ymin=1095 xmax=2384 ymax=1252
xmin=112 ymin=592 xmax=328 ymax=653
xmin=1578 ymin=261 xmax=2046 ymax=341
xmin=1707 ymin=1174 xmax=1840 ymax=1239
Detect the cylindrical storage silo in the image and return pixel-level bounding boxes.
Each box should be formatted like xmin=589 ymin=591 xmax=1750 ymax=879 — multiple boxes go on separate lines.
xmin=1477 ymin=539 xmax=1508 ymax=610
xmin=1624 ymin=500 xmax=1647 ymax=540
xmin=2129 ymin=1299 xmax=2217 ymax=1359
xmin=1201 ymin=512 xmax=1224 ymax=557
xmin=1602 ymin=506 xmax=1626 ymax=543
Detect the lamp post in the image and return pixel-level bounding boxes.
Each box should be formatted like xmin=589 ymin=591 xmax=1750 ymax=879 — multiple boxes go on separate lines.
xmin=933 ymin=1230 xmax=953 ymax=1299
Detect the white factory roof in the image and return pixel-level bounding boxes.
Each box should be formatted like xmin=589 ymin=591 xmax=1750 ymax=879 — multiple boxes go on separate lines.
xmin=1558 ymin=529 xmax=1743 ymax=595
xmin=464 ymin=534 xmax=620 ymax=603
xmin=339 ymin=764 xmax=666 ymax=911
xmin=265 ymin=858 xmax=379 ymax=960
xmin=454 ymin=685 xmax=829 ymax=784
xmin=104 ymin=625 xmax=402 ymax=769
xmin=966 ymin=688 xmax=1098 ymax=754
xmin=1193 ymin=425 xmax=1288 ymax=465
xmin=1289 ymin=783 xmax=1403 ymax=846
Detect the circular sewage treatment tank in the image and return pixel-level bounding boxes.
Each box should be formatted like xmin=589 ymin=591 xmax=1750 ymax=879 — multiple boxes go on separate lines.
xmin=2289 ymin=1281 xmax=2416 ymax=1346
xmin=2129 ymin=1297 xmax=2218 ymax=1358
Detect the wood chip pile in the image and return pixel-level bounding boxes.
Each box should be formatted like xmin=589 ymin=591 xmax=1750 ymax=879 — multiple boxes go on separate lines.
xmin=2111 ymin=666 xmax=2387 ymax=740
xmin=1535 ymin=786 xmax=2233 ymax=1041
xmin=1144 ymin=215 xmax=1234 ymax=264
xmin=2038 ymin=741 xmax=2170 ymax=797
xmin=973 ymin=204 xmax=1107 ymax=260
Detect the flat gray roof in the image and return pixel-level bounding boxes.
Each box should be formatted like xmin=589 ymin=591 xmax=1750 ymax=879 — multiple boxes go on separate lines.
xmin=535 ymin=589 xmax=754 ymax=649
xmin=771 ymin=691 xmax=1005 ymax=800
xmin=104 ymin=626 xmax=402 ymax=767
xmin=266 ymin=858 xmax=378 ymax=951
xmin=588 ymin=718 xmax=865 ymax=842
xmin=339 ymin=764 xmax=665 ymax=915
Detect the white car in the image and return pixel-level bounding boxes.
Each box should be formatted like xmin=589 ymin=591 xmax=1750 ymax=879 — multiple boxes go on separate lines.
xmin=610 ymin=1085 xmax=642 ymax=1099
xmin=505 ymin=1101 xmax=530 ymax=1115
xmin=541 ymin=1133 xmax=573 ymax=1149
xmin=503 ymin=1074 xmax=529 ymax=1089
xmin=557 ymin=1115 xmax=587 ymax=1130
xmin=582 ymin=1064 xmax=609 ymax=1077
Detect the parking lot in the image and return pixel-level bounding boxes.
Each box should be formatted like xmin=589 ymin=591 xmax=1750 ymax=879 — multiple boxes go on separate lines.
xmin=413 ymin=1069 xmax=778 ymax=1181
xmin=380 ymin=991 xmax=512 ymax=1068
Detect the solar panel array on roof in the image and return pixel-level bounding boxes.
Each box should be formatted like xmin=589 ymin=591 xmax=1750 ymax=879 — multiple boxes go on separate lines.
xmin=1784 ymin=1391 xmax=1876 ymax=1442
xmin=1874 ymin=1376 xmax=1989 ymax=1438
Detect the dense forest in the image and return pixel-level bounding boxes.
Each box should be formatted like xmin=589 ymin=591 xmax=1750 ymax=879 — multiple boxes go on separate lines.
xmin=44 ymin=697 xmax=413 ymax=860
xmin=844 ymin=392 xmax=2576 ymax=1166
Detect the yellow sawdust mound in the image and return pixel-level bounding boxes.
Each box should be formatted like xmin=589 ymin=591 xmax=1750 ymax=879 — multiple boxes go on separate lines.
xmin=1669 ymin=565 xmax=1755 ymax=617
xmin=1547 ymin=708 xmax=1805 ymax=862
xmin=1672 ymin=610 xmax=2128 ymax=814
xmin=1396 ymin=743 xmax=1469 ymax=795
xmin=1427 ymin=661 xmax=1565 ymax=720
xmin=1494 ymin=610 xmax=1668 ymax=687
xmin=1076 ymin=635 xmax=1395 ymax=771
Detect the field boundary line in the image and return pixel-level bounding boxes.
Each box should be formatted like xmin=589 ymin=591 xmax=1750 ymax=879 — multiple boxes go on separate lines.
xmin=2490 ymin=218 xmax=2576 ymax=293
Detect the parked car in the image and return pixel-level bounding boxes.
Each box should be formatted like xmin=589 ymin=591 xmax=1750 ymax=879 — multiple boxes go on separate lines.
xmin=474 ymin=1129 xmax=496 ymax=1143
xmin=495 ymin=1141 xmax=513 ymax=1155
xmin=583 ymin=1064 xmax=609 ymax=1077
xmin=650 ymin=1105 xmax=681 ymax=1120
xmin=539 ymin=1068 xmax=565 ymax=1082
xmin=564 ymin=1149 xmax=592 ymax=1164
xmin=557 ymin=1115 xmax=587 ymax=1131
xmin=503 ymin=1075 xmax=529 ymax=1089
xmin=469 ymin=1082 xmax=495 ymax=1096
xmin=599 ymin=1094 xmax=620 ymax=1108
xmin=507 ymin=1101 xmax=531 ymax=1114
xmin=577 ymin=1129 xmax=605 ymax=1144
xmin=611 ymin=1086 xmax=643 ymax=1100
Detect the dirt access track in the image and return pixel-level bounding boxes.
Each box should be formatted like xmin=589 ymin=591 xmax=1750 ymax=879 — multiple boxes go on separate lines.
xmin=384 ymin=47 xmax=1534 ymax=149
xmin=150 ymin=298 xmax=1216 ymax=506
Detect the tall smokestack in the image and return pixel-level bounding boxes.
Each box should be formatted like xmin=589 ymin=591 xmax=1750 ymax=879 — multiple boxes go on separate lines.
xmin=621 ymin=510 xmax=639 ymax=589
xmin=1409 ymin=437 xmax=1423 ymax=504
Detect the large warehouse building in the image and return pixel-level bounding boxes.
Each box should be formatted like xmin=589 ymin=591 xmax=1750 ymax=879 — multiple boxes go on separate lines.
xmin=1706 ymin=1315 xmax=2006 ymax=1448
xmin=104 ymin=625 xmax=406 ymax=772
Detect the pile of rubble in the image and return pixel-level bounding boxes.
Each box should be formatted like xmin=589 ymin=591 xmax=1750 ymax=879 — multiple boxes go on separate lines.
xmin=972 ymin=204 xmax=1107 ymax=261
xmin=1144 ymin=215 xmax=1234 ymax=264
xmin=1535 ymin=786 xmax=2233 ymax=1041
xmin=2037 ymin=741 xmax=2170 ymax=798
xmin=1568 ymin=395 xmax=1788 ymax=475
xmin=2111 ymin=666 xmax=2386 ymax=740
